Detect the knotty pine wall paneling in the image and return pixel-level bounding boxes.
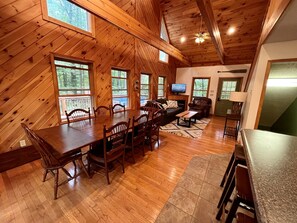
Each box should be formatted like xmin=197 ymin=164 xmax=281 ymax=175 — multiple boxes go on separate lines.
xmin=0 ymin=0 xmax=176 ymax=154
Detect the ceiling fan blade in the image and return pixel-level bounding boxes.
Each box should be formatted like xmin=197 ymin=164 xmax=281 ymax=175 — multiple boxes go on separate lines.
xmin=217 ymin=69 xmax=247 ymax=73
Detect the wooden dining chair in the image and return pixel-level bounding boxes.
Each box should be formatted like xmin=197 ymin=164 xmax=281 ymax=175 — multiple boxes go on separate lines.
xmin=65 ymin=108 xmax=91 ymax=123
xmin=87 ymin=120 xmax=130 ymax=184
xmin=21 ymin=123 xmax=89 ymax=199
xmin=126 ymin=114 xmax=149 ymax=163
xmin=147 ymin=109 xmax=163 ymax=150
xmin=93 ymin=105 xmax=111 ymax=117
xmin=112 ymin=104 xmax=126 ymax=114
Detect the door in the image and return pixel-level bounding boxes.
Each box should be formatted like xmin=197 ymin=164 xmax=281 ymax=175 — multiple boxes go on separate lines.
xmin=215 ymin=78 xmax=242 ymax=116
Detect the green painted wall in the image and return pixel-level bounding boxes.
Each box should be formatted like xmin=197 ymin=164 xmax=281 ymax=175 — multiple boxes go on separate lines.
xmin=271 ymin=97 xmax=297 ymax=136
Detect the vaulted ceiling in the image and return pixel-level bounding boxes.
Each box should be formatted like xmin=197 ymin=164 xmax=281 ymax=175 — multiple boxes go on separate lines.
xmin=160 ymin=0 xmax=269 ymax=67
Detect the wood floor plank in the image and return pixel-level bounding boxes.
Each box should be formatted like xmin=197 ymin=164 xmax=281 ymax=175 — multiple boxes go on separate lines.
xmin=0 ymin=116 xmax=235 ymax=222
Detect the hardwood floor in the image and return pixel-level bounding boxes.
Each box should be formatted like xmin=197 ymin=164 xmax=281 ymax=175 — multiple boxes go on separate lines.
xmin=0 ymin=116 xmax=236 ymax=223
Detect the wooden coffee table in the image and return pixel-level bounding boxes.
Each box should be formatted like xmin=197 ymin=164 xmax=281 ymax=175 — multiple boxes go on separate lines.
xmin=176 ymin=110 xmax=198 ymax=127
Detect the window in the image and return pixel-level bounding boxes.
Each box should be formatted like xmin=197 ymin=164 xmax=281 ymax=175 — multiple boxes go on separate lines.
xmin=220 ymin=81 xmax=237 ymax=100
xmin=111 ymin=69 xmax=129 ymax=107
xmin=42 ymin=0 xmax=92 ymax=34
xmin=158 ymin=76 xmax=166 ymax=98
xmin=159 ymin=17 xmax=169 ymax=63
xmin=52 ymin=57 xmax=94 ymax=121
xmin=192 ymin=78 xmax=210 ymax=99
xmin=140 ymin=73 xmax=150 ymax=106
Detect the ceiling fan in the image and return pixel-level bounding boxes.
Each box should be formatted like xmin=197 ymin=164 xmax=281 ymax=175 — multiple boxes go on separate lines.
xmin=194 ymin=13 xmax=210 ymax=44
xmin=194 ymin=32 xmax=210 ymax=44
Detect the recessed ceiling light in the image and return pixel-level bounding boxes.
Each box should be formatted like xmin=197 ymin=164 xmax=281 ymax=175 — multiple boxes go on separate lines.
xmin=227 ymin=27 xmax=236 ymax=35
xmin=180 ymin=36 xmax=186 ymax=43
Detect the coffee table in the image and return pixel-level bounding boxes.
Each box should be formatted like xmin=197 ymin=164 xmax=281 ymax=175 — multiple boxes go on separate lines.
xmin=176 ymin=110 xmax=198 ymax=127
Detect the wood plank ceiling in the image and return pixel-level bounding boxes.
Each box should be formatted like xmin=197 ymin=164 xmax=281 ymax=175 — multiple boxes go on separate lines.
xmin=161 ymin=0 xmax=269 ymax=66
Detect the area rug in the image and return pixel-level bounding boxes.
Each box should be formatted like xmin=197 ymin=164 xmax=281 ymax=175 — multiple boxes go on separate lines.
xmin=160 ymin=118 xmax=210 ymax=139
xmin=155 ymin=154 xmax=230 ymax=223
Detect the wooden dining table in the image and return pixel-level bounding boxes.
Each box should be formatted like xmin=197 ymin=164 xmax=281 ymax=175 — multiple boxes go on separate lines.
xmin=35 ymin=110 xmax=148 ymax=155
xmin=241 ymin=129 xmax=297 ymax=223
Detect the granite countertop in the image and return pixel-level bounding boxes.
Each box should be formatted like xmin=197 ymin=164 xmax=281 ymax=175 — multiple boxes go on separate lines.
xmin=241 ymin=129 xmax=297 ymax=223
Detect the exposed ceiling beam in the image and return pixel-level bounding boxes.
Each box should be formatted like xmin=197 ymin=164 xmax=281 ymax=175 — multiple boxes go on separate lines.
xmin=244 ymin=0 xmax=292 ymax=92
xmin=69 ymin=0 xmax=191 ymax=66
xmin=196 ymin=0 xmax=225 ymax=64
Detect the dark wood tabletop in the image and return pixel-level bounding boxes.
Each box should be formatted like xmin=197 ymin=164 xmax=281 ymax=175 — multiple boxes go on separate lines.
xmin=35 ymin=110 xmax=148 ymax=155
xmin=241 ymin=129 xmax=297 ymax=223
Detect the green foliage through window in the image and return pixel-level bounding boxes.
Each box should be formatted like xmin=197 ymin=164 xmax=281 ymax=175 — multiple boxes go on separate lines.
xmin=54 ymin=58 xmax=93 ymax=120
xmin=158 ymin=76 xmax=166 ymax=98
xmin=111 ymin=69 xmax=129 ymax=106
xmin=46 ymin=0 xmax=90 ymax=32
xmin=220 ymin=81 xmax=237 ymax=100
xmin=192 ymin=78 xmax=209 ymax=98
xmin=140 ymin=74 xmax=150 ymax=106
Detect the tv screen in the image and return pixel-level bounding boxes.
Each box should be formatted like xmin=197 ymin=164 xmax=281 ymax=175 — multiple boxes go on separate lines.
xmin=171 ymin=84 xmax=186 ymax=93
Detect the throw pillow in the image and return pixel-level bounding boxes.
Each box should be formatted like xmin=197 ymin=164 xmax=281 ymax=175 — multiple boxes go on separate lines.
xmin=167 ymin=100 xmax=178 ymax=108
xmin=162 ymin=103 xmax=169 ymax=110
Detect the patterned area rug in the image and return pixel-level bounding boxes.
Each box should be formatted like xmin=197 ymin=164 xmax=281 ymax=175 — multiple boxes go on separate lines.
xmin=160 ymin=118 xmax=210 ymax=139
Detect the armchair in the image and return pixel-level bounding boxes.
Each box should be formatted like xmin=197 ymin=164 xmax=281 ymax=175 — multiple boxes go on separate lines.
xmin=188 ymin=97 xmax=212 ymax=119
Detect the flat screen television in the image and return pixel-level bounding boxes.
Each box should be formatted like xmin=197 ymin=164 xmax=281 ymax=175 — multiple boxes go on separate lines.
xmin=171 ymin=83 xmax=186 ymax=94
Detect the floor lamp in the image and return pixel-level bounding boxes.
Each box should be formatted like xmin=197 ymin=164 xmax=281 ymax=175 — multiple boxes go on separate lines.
xmin=229 ymin=92 xmax=247 ymax=115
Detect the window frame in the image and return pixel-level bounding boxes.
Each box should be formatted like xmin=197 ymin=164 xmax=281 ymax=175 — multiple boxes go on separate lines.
xmin=111 ymin=68 xmax=130 ymax=108
xmin=191 ymin=77 xmax=210 ymax=100
xmin=220 ymin=80 xmax=238 ymax=100
xmin=51 ymin=54 xmax=95 ymax=123
xmin=158 ymin=76 xmax=166 ymax=99
xmin=41 ymin=0 xmax=95 ymax=37
xmin=159 ymin=17 xmax=169 ymax=63
xmin=140 ymin=73 xmax=151 ymax=106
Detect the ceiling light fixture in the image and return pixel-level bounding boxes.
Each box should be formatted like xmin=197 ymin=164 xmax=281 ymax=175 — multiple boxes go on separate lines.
xmin=195 ymin=13 xmax=208 ymax=44
xmin=180 ymin=36 xmax=186 ymax=43
xmin=195 ymin=34 xmax=205 ymax=44
xmin=227 ymin=27 xmax=236 ymax=35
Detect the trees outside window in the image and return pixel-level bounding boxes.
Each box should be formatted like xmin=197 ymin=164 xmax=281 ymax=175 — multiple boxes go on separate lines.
xmin=158 ymin=76 xmax=166 ymax=98
xmin=140 ymin=74 xmax=150 ymax=106
xmin=43 ymin=0 xmax=92 ymax=34
xmin=220 ymin=81 xmax=237 ymax=99
xmin=52 ymin=57 xmax=94 ymax=121
xmin=111 ymin=69 xmax=129 ymax=107
xmin=192 ymin=78 xmax=210 ymax=99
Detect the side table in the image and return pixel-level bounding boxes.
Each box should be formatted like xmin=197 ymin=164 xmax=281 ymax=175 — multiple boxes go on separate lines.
xmin=223 ymin=114 xmax=241 ymax=138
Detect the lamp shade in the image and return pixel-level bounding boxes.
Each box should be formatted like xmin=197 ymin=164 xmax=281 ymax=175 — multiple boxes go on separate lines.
xmin=229 ymin=91 xmax=247 ymax=102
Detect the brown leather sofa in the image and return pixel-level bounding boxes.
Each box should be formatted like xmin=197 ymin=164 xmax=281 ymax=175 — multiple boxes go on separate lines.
xmin=141 ymin=98 xmax=185 ymax=125
xmin=188 ymin=97 xmax=212 ymax=119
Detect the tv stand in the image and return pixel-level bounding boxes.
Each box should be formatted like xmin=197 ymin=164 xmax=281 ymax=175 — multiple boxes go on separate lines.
xmin=168 ymin=95 xmax=189 ymax=110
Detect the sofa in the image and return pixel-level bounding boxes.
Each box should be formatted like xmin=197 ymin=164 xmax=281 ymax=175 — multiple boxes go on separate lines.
xmin=141 ymin=98 xmax=185 ymax=125
xmin=188 ymin=97 xmax=212 ymax=119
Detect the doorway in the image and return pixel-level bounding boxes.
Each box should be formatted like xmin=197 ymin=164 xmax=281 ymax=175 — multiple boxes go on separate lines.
xmin=256 ymin=60 xmax=297 ymax=136
xmin=214 ymin=78 xmax=242 ymax=116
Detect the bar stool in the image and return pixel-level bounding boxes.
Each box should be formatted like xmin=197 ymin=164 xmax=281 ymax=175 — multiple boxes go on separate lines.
xmin=237 ymin=213 xmax=256 ymax=223
xmin=216 ymin=165 xmax=254 ymax=223
xmin=220 ymin=144 xmax=246 ymax=187
xmin=217 ymin=144 xmax=246 ymax=209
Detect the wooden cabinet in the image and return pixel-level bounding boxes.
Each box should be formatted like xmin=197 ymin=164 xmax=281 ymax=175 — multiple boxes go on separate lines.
xmin=168 ymin=95 xmax=189 ymax=110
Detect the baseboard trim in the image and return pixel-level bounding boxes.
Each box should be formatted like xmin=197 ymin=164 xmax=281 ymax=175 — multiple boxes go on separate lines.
xmin=0 ymin=146 xmax=40 ymax=173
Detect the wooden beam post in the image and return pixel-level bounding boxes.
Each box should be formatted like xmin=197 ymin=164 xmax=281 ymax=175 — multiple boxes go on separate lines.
xmin=196 ymin=0 xmax=225 ymax=64
xmin=68 ymin=0 xmax=191 ymax=66
xmin=244 ymin=0 xmax=292 ymax=91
